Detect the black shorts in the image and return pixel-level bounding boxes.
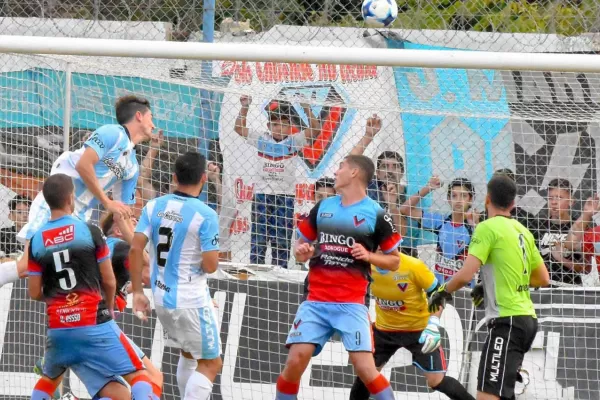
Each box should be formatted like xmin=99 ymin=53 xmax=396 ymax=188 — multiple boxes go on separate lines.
xmin=477 ymin=315 xmax=538 ymax=398
xmin=373 ymin=325 xmax=447 ymax=372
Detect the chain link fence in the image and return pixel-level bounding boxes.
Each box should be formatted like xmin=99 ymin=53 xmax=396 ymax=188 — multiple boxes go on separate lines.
xmin=2 ymin=0 xmax=600 ymax=49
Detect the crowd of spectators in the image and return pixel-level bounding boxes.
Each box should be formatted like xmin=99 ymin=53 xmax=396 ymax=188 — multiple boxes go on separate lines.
xmin=2 ymin=98 xmax=598 ymax=288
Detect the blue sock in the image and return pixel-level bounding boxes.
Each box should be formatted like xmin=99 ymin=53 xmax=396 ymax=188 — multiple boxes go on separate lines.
xmin=371 ymin=387 xmax=395 ymax=400
xmin=30 ymin=390 xmax=53 ymax=400
xmin=131 ymin=379 xmax=154 ymax=399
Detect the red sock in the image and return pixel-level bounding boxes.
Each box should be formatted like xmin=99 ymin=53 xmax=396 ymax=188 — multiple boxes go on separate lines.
xmin=276 ymin=375 xmax=300 ymax=395
xmin=366 ymin=374 xmax=390 ymax=395
xmin=152 ymin=382 xmax=162 ymax=397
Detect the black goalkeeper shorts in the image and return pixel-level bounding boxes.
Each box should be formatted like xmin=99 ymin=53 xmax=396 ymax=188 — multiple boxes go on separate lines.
xmin=372 ymin=325 xmax=447 ymax=373
xmin=477 ymin=315 xmax=538 ymax=398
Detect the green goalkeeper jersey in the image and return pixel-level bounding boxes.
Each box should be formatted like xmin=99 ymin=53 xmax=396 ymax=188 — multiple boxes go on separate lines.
xmin=468 ymin=215 xmax=543 ymax=319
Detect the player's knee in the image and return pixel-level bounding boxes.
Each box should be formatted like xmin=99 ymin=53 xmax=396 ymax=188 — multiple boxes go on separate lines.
xmin=284 ymin=346 xmax=312 ymax=376
xmin=424 ymin=372 xmax=444 ymax=388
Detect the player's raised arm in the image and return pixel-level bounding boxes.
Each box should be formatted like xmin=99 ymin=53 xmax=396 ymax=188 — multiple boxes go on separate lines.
xmin=130 ymin=205 xmax=152 ymax=320
xmin=89 ymin=224 xmax=116 ymax=313
xmin=234 ymin=95 xmax=251 ymax=138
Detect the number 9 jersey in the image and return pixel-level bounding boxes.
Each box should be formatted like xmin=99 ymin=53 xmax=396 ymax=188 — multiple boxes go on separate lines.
xmin=135 ymin=191 xmax=220 ymax=309
xmin=27 ymin=215 xmax=112 ymax=329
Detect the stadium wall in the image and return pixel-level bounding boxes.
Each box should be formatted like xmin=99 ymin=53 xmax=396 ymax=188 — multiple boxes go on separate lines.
xmin=0 ymin=279 xmax=595 ymax=399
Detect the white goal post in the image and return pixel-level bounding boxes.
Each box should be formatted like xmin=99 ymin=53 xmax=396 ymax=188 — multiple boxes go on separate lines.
xmin=0 ymin=33 xmax=598 ymax=400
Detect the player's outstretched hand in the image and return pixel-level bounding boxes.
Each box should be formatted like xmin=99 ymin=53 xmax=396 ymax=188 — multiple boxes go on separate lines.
xmin=295 ymin=242 xmax=315 ymax=262
xmin=240 ymin=95 xmax=252 ymax=107
xmin=351 ymin=243 xmax=371 ymax=262
xmin=132 ymin=291 xmax=151 ymax=322
xmin=419 ymin=316 xmax=442 ymax=354
xmin=106 ymin=200 xmax=131 ymax=219
xmin=428 ymin=283 xmax=453 ymax=313
xmin=471 ymin=283 xmax=484 ymax=308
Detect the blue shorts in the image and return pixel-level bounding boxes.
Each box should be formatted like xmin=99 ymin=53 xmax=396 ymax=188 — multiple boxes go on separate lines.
xmin=43 ymin=320 xmax=145 ymax=398
xmin=286 ymin=301 xmax=373 ymax=356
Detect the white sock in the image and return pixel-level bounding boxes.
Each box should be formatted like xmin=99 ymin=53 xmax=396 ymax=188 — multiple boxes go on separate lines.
xmin=184 ymin=371 xmax=213 ymax=400
xmin=177 ymin=356 xmax=197 ymax=398
xmin=0 ymin=261 xmax=19 ymax=286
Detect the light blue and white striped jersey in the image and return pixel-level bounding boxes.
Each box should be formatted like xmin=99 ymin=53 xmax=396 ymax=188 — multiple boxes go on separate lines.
xmin=135 ymin=191 xmax=219 ymax=309
xmin=53 ymin=124 xmax=139 ymax=217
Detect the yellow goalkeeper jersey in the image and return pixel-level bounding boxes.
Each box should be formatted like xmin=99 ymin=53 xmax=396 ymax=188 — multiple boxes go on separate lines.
xmin=371 ymin=254 xmax=438 ymax=332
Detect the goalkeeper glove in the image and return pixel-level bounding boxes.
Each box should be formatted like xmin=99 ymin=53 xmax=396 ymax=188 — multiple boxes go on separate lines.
xmin=428 ymin=283 xmax=453 ymax=313
xmin=471 ymin=283 xmax=484 ymax=308
xmin=419 ymin=316 xmax=441 ymax=354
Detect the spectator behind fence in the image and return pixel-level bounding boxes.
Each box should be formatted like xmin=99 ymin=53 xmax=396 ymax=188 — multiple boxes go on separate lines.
xmin=350 ymin=114 xmax=423 ymax=255
xmin=563 ymin=195 xmax=599 ymax=277
xmin=0 ymin=195 xmax=31 ymax=256
xmin=234 ymin=95 xmax=320 ymax=267
xmin=314 ymin=177 xmax=336 ymax=203
xmin=529 ymin=178 xmax=585 ymax=285
xmin=400 ymin=177 xmax=477 ymax=286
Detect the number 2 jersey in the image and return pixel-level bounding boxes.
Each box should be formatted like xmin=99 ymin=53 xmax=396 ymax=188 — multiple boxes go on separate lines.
xmin=135 ymin=191 xmax=220 ymax=309
xmin=297 ymin=195 xmax=402 ymax=304
xmin=27 ymin=215 xmax=112 ymax=329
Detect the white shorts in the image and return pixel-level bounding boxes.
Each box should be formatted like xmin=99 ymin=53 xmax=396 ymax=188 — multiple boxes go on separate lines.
xmin=156 ymin=304 xmax=221 ymax=360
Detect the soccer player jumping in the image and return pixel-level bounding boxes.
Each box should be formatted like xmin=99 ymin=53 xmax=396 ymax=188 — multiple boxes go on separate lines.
xmin=27 ymin=174 xmax=156 ymax=400
xmin=429 ymin=174 xmax=550 ymax=400
xmin=130 ymin=152 xmax=222 ymax=400
xmin=275 ymin=155 xmax=402 ymax=400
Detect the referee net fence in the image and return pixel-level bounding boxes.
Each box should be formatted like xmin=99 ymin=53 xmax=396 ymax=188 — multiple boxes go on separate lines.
xmin=0 ymin=41 xmax=597 ymax=399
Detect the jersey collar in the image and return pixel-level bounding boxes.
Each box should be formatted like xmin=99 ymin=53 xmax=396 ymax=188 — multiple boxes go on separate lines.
xmin=122 ymin=125 xmax=131 ymax=140
xmin=174 ymin=190 xmax=196 ymax=198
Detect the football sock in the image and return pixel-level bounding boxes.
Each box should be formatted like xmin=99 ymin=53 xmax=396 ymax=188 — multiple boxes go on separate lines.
xmin=366 ymin=374 xmax=395 ymax=400
xmin=349 ymin=375 xmax=371 ymax=400
xmin=0 ymin=260 xmax=19 ymax=286
xmin=177 ymin=355 xmax=197 ymax=397
xmin=130 ymin=375 xmax=155 ymax=399
xmin=432 ymin=376 xmax=475 ymax=400
xmin=184 ymin=371 xmax=213 ymax=400
xmin=152 ymin=382 xmax=162 ymax=397
xmin=31 ymin=377 xmax=57 ymax=400
xmin=275 ymin=375 xmax=299 ymax=400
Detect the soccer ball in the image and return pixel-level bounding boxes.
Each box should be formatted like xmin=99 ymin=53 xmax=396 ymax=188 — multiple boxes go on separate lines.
xmin=362 ymin=0 xmax=398 ymax=28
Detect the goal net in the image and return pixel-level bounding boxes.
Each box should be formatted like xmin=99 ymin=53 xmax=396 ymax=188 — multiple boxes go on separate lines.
xmin=0 ymin=36 xmax=598 ymax=400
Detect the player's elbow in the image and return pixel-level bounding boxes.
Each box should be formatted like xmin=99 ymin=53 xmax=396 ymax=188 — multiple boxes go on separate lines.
xmin=28 ymin=287 xmax=43 ymax=301
xmin=202 ymin=251 xmax=219 ymax=274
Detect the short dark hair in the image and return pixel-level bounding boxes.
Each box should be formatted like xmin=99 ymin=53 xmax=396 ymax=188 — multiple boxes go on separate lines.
xmin=447 ymin=177 xmax=475 ymax=199
xmin=100 ymin=212 xmax=115 ymax=236
xmin=548 ymin=178 xmax=573 ymax=195
xmin=43 ymin=174 xmax=74 ymax=210
xmin=376 ymin=151 xmax=405 ymax=173
xmin=115 ymin=95 xmax=151 ymax=125
xmin=175 ymin=152 xmax=206 ymax=186
xmin=488 ymin=174 xmax=517 ymax=209
xmin=344 ymin=155 xmax=375 ymax=186
xmin=315 ymin=177 xmax=335 ymax=191
xmin=493 ymin=168 xmax=516 ymax=182
xmin=9 ymin=195 xmax=31 ymax=211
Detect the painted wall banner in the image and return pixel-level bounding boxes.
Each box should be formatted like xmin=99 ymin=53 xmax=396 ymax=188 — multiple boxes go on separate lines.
xmin=0 ymin=280 xmax=596 ymax=399
xmin=503 ymin=69 xmax=600 ymax=216
xmin=216 ymin=39 xmax=405 ymax=264
xmin=387 ymin=39 xmax=515 ymax=214
xmin=0 ymin=67 xmax=203 ymax=138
